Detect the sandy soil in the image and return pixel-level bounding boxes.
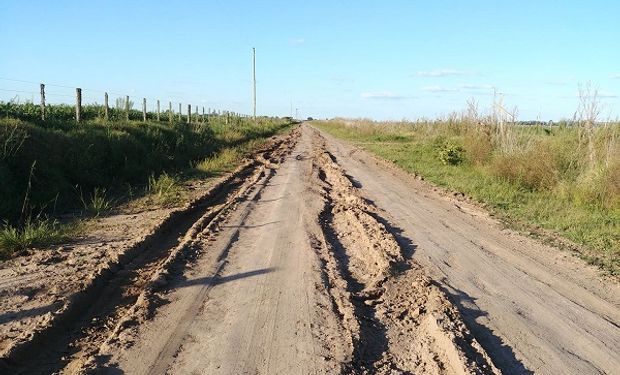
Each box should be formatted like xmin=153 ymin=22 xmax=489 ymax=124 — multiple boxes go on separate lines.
xmin=1 ymin=123 xmax=617 ymax=374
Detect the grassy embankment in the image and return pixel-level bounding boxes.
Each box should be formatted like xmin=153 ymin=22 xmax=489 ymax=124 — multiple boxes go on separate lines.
xmin=314 ymin=119 xmax=619 ymax=275
xmin=0 ymin=102 xmax=294 ymax=257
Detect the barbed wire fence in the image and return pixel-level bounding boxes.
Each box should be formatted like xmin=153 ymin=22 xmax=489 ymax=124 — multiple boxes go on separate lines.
xmin=0 ymin=77 xmax=251 ymax=125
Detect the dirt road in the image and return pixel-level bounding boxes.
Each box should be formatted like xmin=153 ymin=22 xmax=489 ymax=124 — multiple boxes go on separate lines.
xmin=4 ymin=124 xmax=618 ymax=374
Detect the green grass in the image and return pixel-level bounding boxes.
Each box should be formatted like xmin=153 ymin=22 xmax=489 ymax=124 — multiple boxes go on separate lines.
xmin=314 ymin=120 xmax=620 ymax=275
xmin=193 ymin=147 xmax=242 ymax=176
xmin=147 ymin=172 xmax=182 ymax=206
xmin=1 ymin=110 xmax=292 ymax=224
xmin=80 ymin=187 xmax=115 ymax=216
xmin=0 ymin=219 xmax=71 ymax=258
xmin=0 ymin=103 xmax=294 ymax=258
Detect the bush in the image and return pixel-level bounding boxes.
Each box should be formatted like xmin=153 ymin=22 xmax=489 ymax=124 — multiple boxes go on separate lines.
xmin=439 ymin=143 xmax=465 ymax=165
xmin=571 ymin=162 xmax=620 ymax=208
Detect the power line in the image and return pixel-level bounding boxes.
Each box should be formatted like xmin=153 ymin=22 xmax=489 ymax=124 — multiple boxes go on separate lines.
xmin=0 ymin=88 xmax=38 ymax=94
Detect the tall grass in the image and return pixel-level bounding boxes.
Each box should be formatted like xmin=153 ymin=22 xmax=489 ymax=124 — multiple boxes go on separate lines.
xmin=315 ymin=118 xmax=620 ymax=274
xmin=0 ymin=108 xmax=292 ymax=227
xmin=0 ymin=104 xmax=293 ymax=259
xmin=194 ymin=148 xmax=242 ymax=175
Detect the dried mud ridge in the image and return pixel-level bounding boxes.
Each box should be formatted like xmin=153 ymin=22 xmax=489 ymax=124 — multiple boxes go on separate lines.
xmin=0 ymin=128 xmax=301 ymax=374
xmin=308 ymin=132 xmax=499 ymax=374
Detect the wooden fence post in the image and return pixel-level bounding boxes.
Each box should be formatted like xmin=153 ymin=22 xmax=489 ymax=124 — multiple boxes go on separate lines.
xmin=157 ymin=100 xmax=160 ymax=121
xmin=142 ymin=98 xmax=147 ymax=121
xmin=104 ymin=92 xmax=109 ymax=121
xmin=169 ymin=101 xmax=172 ymax=123
xmin=40 ymin=83 xmax=45 ymax=121
xmin=187 ymin=104 xmax=191 ymax=124
xmin=125 ymin=95 xmax=130 ymax=121
xmin=75 ymin=88 xmax=82 ymax=123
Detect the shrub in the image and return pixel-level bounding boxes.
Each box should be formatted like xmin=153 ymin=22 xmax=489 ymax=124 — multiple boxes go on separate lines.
xmin=439 ymin=143 xmax=465 ymax=165
xmin=571 ymin=161 xmax=620 ymax=208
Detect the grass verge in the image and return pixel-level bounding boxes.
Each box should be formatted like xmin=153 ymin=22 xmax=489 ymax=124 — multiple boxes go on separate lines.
xmin=314 ymin=119 xmax=619 ymax=275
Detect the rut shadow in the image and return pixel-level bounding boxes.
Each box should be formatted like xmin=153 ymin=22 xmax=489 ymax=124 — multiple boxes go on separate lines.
xmin=359 ymin=196 xmax=530 ymax=373
xmin=0 ymin=302 xmax=63 ymax=324
xmin=344 ymin=173 xmax=363 ymax=188
xmin=434 ymin=282 xmax=534 ymax=375
xmin=221 ymin=220 xmax=281 ymax=229
xmin=175 ymin=268 xmax=277 ymax=289
xmin=364 ymin=208 xmax=417 ymax=263
xmin=258 ymin=195 xmax=289 ymax=204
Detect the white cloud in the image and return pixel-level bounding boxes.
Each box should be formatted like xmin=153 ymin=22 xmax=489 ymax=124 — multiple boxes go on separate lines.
xmin=416 ymin=69 xmax=469 ymax=77
xmin=361 ymin=91 xmax=404 ymax=99
xmin=460 ymin=84 xmax=494 ymax=90
xmin=610 ymin=74 xmax=620 ymax=79
xmin=599 ymin=91 xmax=618 ymax=98
xmin=420 ymin=86 xmax=460 ymax=92
xmin=289 ymin=38 xmax=305 ymax=45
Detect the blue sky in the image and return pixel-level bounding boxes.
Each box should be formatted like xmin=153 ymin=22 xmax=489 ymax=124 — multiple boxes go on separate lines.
xmin=2 ymin=0 xmax=619 ymax=120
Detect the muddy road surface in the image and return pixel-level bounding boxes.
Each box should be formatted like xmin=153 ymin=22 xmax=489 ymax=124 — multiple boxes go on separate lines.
xmin=3 ymin=124 xmax=618 ymax=374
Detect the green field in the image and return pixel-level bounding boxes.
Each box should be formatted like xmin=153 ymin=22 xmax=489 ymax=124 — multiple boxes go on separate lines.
xmin=314 ymin=119 xmax=620 ymax=275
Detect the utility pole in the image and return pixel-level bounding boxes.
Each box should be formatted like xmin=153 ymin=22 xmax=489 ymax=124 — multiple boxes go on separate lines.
xmin=252 ymin=47 xmax=257 ymax=120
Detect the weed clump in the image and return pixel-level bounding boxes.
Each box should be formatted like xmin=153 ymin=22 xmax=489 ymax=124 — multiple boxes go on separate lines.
xmin=0 ymin=219 xmax=69 ymax=258
xmin=80 ymin=187 xmax=114 ymax=216
xmin=148 ymin=172 xmax=181 ymax=205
